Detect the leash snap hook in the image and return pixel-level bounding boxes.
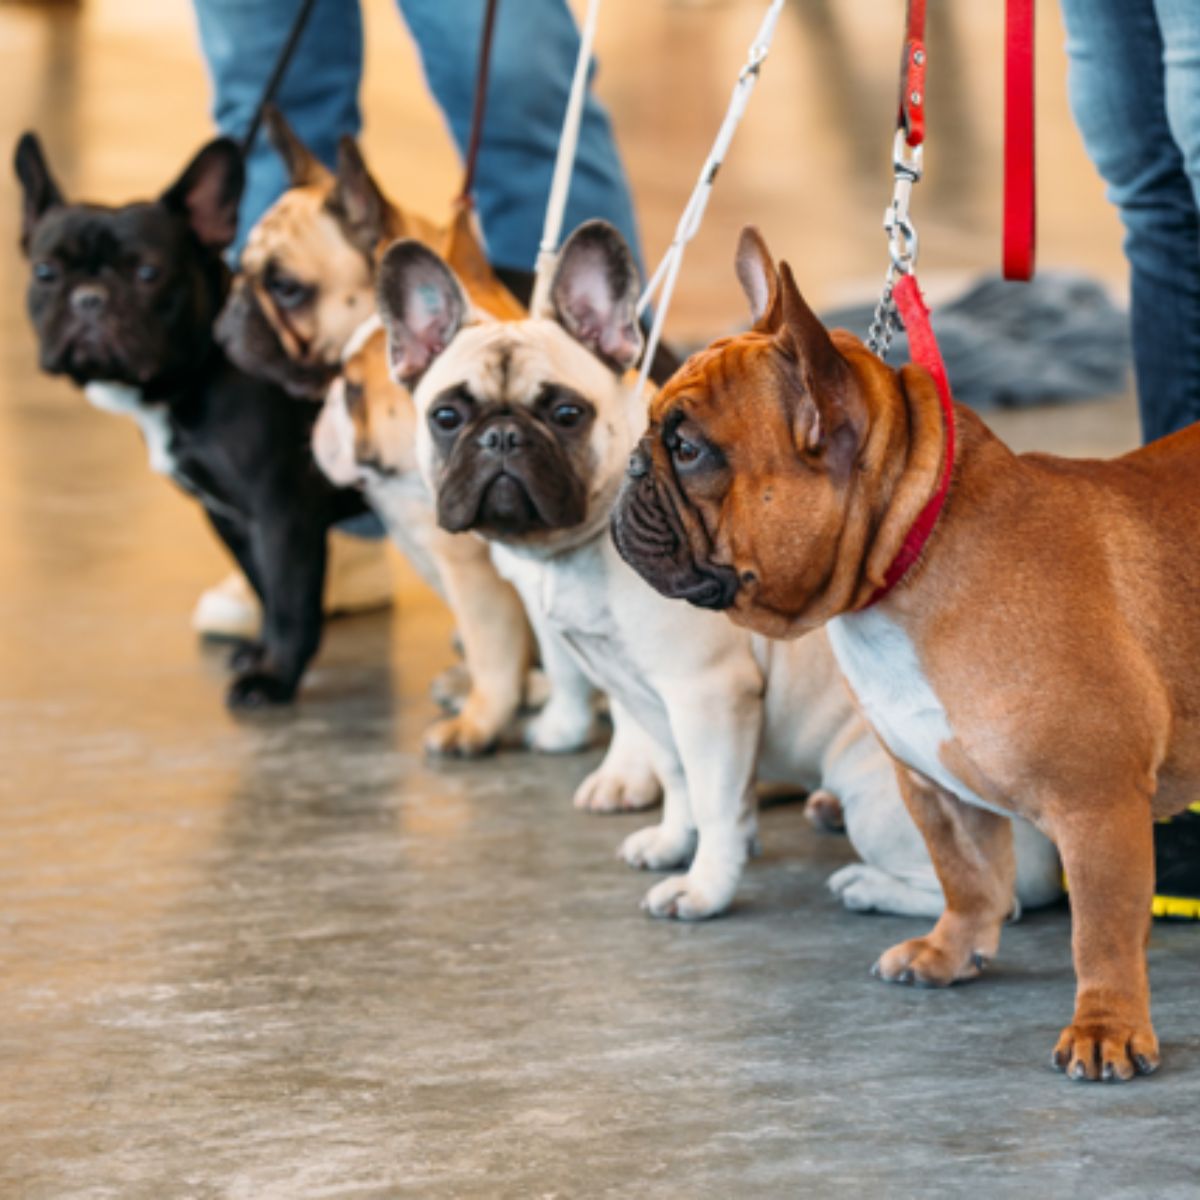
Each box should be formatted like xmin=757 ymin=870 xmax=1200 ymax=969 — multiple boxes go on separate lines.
xmin=884 ymin=131 xmax=923 ymax=276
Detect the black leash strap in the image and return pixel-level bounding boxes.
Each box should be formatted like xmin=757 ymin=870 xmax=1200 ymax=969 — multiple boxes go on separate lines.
xmin=458 ymin=0 xmax=501 ymax=205
xmin=239 ymin=0 xmax=320 ymax=156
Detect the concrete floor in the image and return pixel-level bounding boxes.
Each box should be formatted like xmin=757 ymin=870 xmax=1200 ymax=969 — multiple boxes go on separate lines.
xmin=2 ymin=2 xmax=1198 ymax=1197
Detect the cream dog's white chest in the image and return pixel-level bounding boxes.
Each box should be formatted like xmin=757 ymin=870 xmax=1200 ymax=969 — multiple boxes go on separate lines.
xmin=827 ymin=607 xmax=1008 ymax=817
xmin=85 ymin=382 xmax=177 ymax=478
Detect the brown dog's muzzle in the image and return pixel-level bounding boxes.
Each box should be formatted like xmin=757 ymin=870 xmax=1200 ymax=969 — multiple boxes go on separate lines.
xmin=611 ymin=441 xmax=740 ymax=611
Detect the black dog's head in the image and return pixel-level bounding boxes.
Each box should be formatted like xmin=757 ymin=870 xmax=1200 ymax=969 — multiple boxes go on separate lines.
xmin=375 ymin=220 xmax=644 ymax=547
xmin=14 ymin=133 xmax=243 ymax=391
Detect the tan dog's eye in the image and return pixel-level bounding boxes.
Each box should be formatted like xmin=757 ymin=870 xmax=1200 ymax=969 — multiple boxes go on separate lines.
xmin=265 ymin=270 xmax=313 ymax=311
xmin=550 ymin=403 xmax=584 ymax=428
xmin=431 ymin=405 xmax=464 ymax=433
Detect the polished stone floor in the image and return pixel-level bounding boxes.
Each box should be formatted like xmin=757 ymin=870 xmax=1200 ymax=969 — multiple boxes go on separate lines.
xmin=2 ymin=2 xmax=1198 ymax=1197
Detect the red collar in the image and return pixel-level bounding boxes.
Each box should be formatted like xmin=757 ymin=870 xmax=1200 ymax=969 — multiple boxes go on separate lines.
xmin=865 ymin=272 xmax=956 ymax=606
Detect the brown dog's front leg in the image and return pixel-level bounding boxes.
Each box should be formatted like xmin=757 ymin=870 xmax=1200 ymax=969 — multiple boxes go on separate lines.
xmin=1051 ymin=805 xmax=1159 ymax=1082
xmin=873 ymin=768 xmax=1014 ymax=987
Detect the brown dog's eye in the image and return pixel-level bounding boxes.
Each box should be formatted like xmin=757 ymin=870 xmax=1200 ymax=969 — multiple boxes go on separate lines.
xmin=672 ymin=437 xmax=702 ymax=466
xmin=550 ymin=403 xmax=583 ymax=428
xmin=431 ymin=406 xmax=464 ymax=433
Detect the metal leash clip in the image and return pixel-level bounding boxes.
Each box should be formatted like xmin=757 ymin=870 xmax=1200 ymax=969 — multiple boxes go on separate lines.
xmin=868 ymin=130 xmax=924 ymax=359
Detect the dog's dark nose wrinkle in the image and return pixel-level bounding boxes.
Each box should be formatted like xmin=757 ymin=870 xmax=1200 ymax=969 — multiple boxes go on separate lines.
xmin=480 ymin=421 xmax=524 ymax=454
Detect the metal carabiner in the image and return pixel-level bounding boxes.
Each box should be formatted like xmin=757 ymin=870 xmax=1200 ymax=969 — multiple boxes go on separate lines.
xmin=883 ymin=130 xmax=924 ymax=276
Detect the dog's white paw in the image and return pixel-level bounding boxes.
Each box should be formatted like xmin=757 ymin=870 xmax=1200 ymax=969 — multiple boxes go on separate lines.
xmin=619 ymin=823 xmax=696 ymax=871
xmin=524 ymin=701 xmax=596 ymax=754
xmin=573 ymin=764 xmax=661 ymax=813
xmin=641 ymin=871 xmax=732 ymax=920
xmin=827 ymin=863 xmax=945 ymax=919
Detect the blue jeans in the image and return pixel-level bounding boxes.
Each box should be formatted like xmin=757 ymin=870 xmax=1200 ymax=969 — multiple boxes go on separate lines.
xmin=191 ymin=0 xmax=643 ymax=274
xmin=1060 ymin=0 xmax=1200 ymax=442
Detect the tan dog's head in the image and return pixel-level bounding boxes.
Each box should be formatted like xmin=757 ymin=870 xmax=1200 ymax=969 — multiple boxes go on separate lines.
xmin=216 ymin=107 xmax=397 ymax=398
xmin=611 ymin=226 xmax=946 ymax=635
xmin=374 ymin=220 xmax=645 ymax=548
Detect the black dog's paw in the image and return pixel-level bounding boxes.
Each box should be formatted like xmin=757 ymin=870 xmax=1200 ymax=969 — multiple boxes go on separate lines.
xmin=225 ymin=670 xmax=296 ymax=710
xmin=227 ymin=640 xmax=265 ymax=673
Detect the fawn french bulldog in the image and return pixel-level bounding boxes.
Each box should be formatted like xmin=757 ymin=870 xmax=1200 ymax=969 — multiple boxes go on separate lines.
xmin=373 ymin=220 xmax=1061 ymax=918
xmin=611 ymin=225 xmax=1200 ymax=1081
xmin=15 ymin=131 xmax=365 ymax=708
xmin=217 ymin=110 xmax=598 ymax=756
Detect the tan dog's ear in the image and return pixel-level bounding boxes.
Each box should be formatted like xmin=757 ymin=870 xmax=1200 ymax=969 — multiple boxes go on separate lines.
xmin=376 ymin=239 xmax=468 ymax=386
xmin=735 ymin=225 xmax=782 ymax=331
xmin=14 ymin=132 xmax=65 ymax=253
xmin=264 ymin=105 xmax=331 ymax=189
xmin=328 ymin=136 xmax=392 ymax=256
xmin=160 ymin=138 xmax=245 ymax=250
xmin=550 ymin=220 xmax=643 ymax=372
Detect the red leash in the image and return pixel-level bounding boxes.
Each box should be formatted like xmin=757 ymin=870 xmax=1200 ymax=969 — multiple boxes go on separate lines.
xmin=1003 ymin=0 xmax=1036 ymax=279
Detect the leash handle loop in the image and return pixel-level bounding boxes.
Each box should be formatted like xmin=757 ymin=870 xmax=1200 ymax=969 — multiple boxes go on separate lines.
xmin=897 ymin=0 xmax=927 ymax=148
xmin=1003 ymin=0 xmax=1036 ymax=279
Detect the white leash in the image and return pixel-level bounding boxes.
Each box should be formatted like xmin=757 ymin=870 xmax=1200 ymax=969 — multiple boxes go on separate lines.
xmin=530 ymin=0 xmax=604 ymax=315
xmin=635 ymin=0 xmax=786 ymax=395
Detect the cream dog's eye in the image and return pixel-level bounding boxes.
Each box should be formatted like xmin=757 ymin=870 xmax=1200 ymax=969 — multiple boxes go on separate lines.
xmin=431 ymin=406 xmax=464 ymax=433
xmin=551 ymin=403 xmax=583 ymax=428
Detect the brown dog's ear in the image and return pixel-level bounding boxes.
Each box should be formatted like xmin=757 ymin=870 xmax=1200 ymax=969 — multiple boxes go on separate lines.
xmin=160 ymin=138 xmax=245 ymax=250
xmin=550 ymin=220 xmax=643 ymax=372
xmin=264 ymin=104 xmax=331 ymax=189
xmin=376 ymin=239 xmax=468 ymax=386
xmin=328 ymin=136 xmax=392 ymax=257
xmin=776 ymin=262 xmax=860 ymax=457
xmin=735 ymin=225 xmax=782 ymax=331
xmin=14 ymin=132 xmax=65 ymax=254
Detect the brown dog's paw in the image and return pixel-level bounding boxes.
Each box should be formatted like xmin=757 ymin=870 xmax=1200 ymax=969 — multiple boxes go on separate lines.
xmin=423 ymin=713 xmax=497 ymax=759
xmin=1051 ymin=1020 xmax=1160 ymax=1082
xmin=872 ymin=936 xmax=986 ymax=988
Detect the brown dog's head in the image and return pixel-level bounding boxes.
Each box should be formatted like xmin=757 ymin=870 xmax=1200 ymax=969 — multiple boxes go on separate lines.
xmin=611 ymin=226 xmax=947 ymax=637
xmin=215 ymin=107 xmax=401 ymax=398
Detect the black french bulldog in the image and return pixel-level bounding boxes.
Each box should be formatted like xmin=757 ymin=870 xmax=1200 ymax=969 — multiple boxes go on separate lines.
xmin=14 ymin=132 xmax=367 ymax=709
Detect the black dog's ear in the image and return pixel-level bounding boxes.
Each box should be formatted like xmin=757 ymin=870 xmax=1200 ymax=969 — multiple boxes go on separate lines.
xmin=549 ymin=220 xmax=643 ymax=372
xmin=160 ymin=138 xmax=245 ymax=250
xmin=14 ymin=132 xmax=65 ymax=253
xmin=264 ymin=104 xmax=330 ymax=189
xmin=376 ymin=239 xmax=468 ymax=387
xmin=328 ymin=136 xmax=392 ymax=257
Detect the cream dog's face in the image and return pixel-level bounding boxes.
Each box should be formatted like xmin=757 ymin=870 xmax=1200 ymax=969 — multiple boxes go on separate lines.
xmin=375 ymin=221 xmax=646 ymax=548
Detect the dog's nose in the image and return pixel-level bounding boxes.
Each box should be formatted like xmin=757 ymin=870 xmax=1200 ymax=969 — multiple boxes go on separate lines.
xmin=70 ymin=285 xmax=108 ymax=316
xmin=627 ymin=445 xmax=651 ymax=478
xmin=479 ymin=419 xmax=525 ymax=455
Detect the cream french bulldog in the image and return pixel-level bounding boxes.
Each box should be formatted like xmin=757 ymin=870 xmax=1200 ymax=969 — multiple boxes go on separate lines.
xmin=373 ymin=219 xmax=1063 ymax=918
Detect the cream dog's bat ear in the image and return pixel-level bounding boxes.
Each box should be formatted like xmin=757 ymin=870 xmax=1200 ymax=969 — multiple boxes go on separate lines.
xmin=735 ymin=225 xmax=782 ymax=331
xmin=549 ymin=220 xmax=643 ymax=372
xmin=264 ymin=104 xmax=332 ymax=189
xmin=376 ymin=239 xmax=468 ymax=387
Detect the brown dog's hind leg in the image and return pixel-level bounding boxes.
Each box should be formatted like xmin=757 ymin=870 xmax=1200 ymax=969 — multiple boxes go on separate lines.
xmin=873 ymin=768 xmax=1014 ymax=987
xmin=1050 ymin=804 xmax=1159 ymax=1082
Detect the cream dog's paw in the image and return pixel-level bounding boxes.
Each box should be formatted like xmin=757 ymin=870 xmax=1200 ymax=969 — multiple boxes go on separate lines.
xmin=524 ymin=702 xmax=596 ymax=754
xmin=618 ymin=823 xmax=696 ymax=871
xmin=573 ymin=764 xmax=661 ymax=813
xmin=827 ymin=863 xmax=945 ymax=919
xmin=641 ymin=871 xmax=732 ymax=920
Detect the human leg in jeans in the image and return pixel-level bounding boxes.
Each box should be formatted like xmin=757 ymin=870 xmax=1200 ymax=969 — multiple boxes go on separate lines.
xmin=1061 ymin=0 xmax=1200 ymax=917
xmin=1060 ymin=0 xmax=1200 ymax=442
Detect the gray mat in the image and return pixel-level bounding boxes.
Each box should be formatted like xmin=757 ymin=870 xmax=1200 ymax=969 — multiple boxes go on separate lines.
xmin=823 ymin=272 xmax=1131 ymax=410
